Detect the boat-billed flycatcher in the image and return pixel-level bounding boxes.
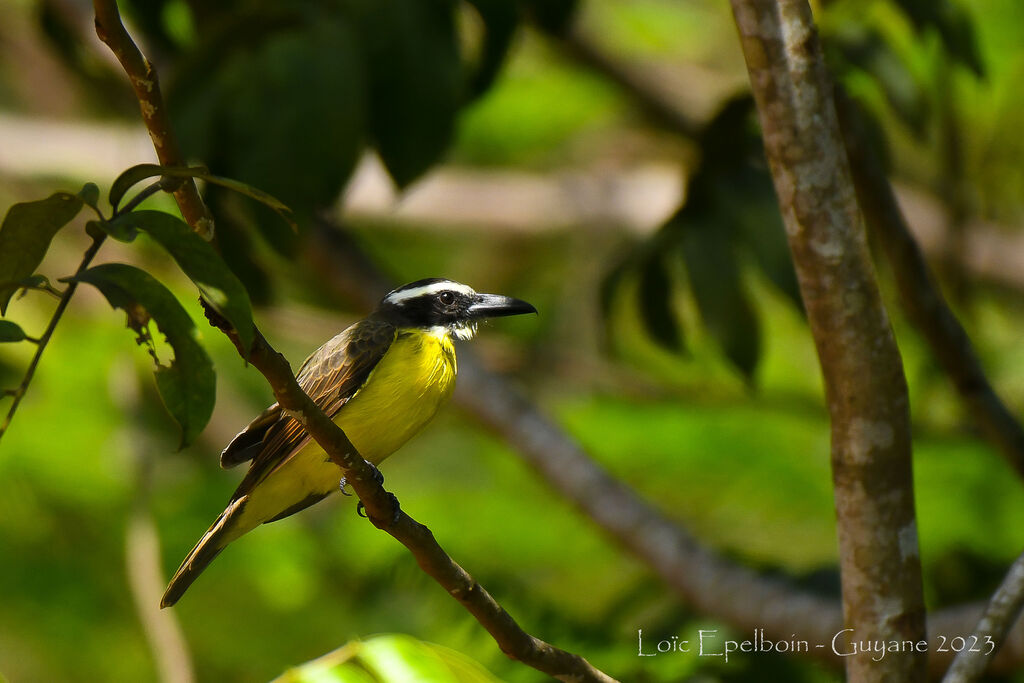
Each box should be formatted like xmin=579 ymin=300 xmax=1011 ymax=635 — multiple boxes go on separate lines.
xmin=160 ymin=278 xmax=536 ymax=608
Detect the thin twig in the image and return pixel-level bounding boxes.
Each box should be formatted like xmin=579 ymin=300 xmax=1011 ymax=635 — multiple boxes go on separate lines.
xmin=0 ymin=235 xmax=106 ymax=443
xmin=943 ymin=550 xmax=1024 ymax=682
xmin=92 ymin=0 xmax=213 ymax=239
xmin=118 ymin=180 xmax=165 ymax=217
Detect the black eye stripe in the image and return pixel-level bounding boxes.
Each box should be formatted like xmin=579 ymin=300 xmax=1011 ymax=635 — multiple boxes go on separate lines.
xmin=438 ymin=291 xmax=455 ymax=305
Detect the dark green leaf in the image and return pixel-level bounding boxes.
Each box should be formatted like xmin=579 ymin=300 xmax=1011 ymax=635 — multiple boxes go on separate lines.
xmin=0 ymin=320 xmax=27 ymax=342
xmin=113 ymin=211 xmax=255 ymax=352
xmin=88 ymin=218 xmax=137 ymax=243
xmin=209 ymin=19 xmax=364 ymax=219
xmin=676 ymin=208 xmax=761 ymax=381
xmin=109 ymin=163 xmax=171 ymax=212
xmin=68 ymin=263 xmax=215 ymax=447
xmin=77 ymin=182 xmax=100 ymax=210
xmin=521 ymin=0 xmax=579 ymax=35
xmin=0 ymin=192 xmax=84 ymax=314
xmin=465 ymin=0 xmax=520 ymax=99
xmin=109 ymin=163 xmax=297 ymax=232
xmin=637 ymin=253 xmax=683 ymax=351
xmin=354 ymin=0 xmax=461 ymax=187
xmin=829 ymin=26 xmax=929 ymax=135
xmin=894 ymin=0 xmax=984 ymax=76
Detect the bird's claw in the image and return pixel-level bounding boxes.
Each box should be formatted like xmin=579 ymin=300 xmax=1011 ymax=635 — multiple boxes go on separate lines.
xmin=339 ymin=460 xmax=382 ymax=496
xmin=357 ymin=492 xmax=401 ymax=524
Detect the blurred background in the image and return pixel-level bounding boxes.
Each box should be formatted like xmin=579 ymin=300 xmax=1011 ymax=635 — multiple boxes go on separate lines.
xmin=1 ymin=0 xmax=1024 ymax=680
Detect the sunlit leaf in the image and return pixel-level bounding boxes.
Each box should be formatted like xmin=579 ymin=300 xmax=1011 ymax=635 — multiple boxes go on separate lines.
xmin=0 ymin=192 xmax=84 ymax=314
xmin=275 ymin=635 xmax=501 ymax=683
xmin=112 ymin=211 xmax=255 ymax=352
xmin=68 ymin=263 xmax=215 ymax=447
xmin=354 ymin=0 xmax=461 ymax=187
xmin=0 ymin=320 xmax=27 ymax=343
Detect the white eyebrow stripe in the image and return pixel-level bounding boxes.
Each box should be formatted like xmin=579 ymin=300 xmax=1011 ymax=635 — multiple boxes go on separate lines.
xmin=384 ymin=281 xmax=476 ymax=304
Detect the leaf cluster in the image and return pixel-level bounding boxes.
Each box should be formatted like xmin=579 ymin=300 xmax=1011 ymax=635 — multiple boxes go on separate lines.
xmin=601 ymin=0 xmax=986 ymax=384
xmin=0 ymin=166 xmax=290 ymax=447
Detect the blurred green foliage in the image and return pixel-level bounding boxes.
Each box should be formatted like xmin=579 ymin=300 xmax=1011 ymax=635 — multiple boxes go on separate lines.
xmin=2 ymin=0 xmax=1024 ymax=681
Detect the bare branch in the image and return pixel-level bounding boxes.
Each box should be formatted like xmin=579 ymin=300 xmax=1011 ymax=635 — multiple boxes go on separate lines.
xmin=306 ymin=215 xmax=1024 ymax=676
xmin=91 ymin=6 xmax=614 ymax=679
xmin=728 ymin=1 xmax=926 ymax=679
xmin=92 ymin=0 xmax=213 ymax=238
xmin=835 ymin=92 xmax=1024 ymax=479
xmin=943 ymin=551 xmax=1024 ymax=682
xmin=204 ymin=310 xmax=617 ymax=683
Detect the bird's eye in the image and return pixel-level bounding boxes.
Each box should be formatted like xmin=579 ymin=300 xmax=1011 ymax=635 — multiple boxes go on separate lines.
xmin=438 ymin=291 xmax=456 ymax=306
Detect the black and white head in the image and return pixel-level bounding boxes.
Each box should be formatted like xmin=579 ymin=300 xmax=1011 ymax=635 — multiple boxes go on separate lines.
xmin=378 ymin=278 xmax=536 ymax=340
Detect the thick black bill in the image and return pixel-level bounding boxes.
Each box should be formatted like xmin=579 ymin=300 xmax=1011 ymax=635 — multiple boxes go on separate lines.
xmin=467 ymin=293 xmax=537 ymax=319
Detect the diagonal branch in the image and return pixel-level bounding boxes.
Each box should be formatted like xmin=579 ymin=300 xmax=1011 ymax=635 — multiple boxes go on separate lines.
xmin=306 ymin=215 xmax=1024 ymax=677
xmin=835 ymin=91 xmax=1024 ymax=479
xmin=92 ymin=3 xmax=614 ymax=680
xmin=942 ymin=549 xmax=1024 ymax=682
xmin=204 ymin=313 xmax=617 ymax=683
xmin=93 ymin=0 xmax=213 ymax=239
xmin=0 ymin=234 xmax=105 ymax=443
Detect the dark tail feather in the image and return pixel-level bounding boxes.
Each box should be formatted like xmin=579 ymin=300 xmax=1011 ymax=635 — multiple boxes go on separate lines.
xmin=160 ymin=499 xmax=245 ymax=608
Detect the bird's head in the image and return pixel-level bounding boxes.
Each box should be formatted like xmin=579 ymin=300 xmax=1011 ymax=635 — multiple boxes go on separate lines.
xmin=378 ymin=278 xmax=537 ymax=340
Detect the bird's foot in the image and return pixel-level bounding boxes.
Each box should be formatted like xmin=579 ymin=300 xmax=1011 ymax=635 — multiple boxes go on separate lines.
xmin=357 ymin=491 xmax=401 ymax=524
xmin=339 ymin=460 xmax=384 ymax=496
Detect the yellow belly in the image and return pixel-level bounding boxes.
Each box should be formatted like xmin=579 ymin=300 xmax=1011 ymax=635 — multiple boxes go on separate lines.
xmin=237 ymin=329 xmax=457 ymax=529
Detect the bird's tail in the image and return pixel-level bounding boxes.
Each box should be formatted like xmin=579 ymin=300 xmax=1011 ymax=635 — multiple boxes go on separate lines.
xmin=160 ymin=498 xmax=247 ymax=608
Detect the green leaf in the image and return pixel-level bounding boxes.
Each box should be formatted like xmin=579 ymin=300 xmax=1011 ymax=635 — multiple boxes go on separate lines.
xmin=894 ymin=0 xmax=984 ymax=77
xmin=675 ymin=208 xmax=761 ymax=381
xmin=0 ymin=192 xmax=84 ymax=314
xmin=0 ymin=320 xmax=27 ymax=342
xmin=637 ymin=253 xmax=683 ymax=351
xmin=521 ymin=0 xmax=579 ymax=35
xmin=77 ymin=182 xmax=100 ymax=210
xmin=464 ymin=0 xmax=520 ymax=99
xmin=68 ymin=263 xmax=215 ymax=447
xmin=88 ymin=218 xmax=137 ymax=243
xmin=275 ymin=635 xmax=501 ymax=683
xmin=354 ymin=0 xmax=461 ymax=187
xmin=207 ymin=19 xmax=364 ymax=218
xmin=108 ymin=163 xmax=296 ymax=231
xmin=113 ymin=211 xmax=255 ymax=352
xmin=108 ymin=163 xmax=168 ymax=212
xmin=829 ymin=25 xmax=930 ymax=136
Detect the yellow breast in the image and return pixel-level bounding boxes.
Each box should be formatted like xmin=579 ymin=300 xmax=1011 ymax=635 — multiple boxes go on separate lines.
xmin=235 ymin=328 xmax=457 ymax=532
xmin=335 ymin=328 xmax=457 ymax=463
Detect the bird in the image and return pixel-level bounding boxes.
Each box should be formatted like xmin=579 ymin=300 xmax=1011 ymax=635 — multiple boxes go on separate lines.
xmin=160 ymin=278 xmax=536 ymax=608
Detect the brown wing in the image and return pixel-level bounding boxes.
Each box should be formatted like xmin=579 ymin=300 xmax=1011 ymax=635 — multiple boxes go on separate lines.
xmin=227 ymin=317 xmax=396 ymax=500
